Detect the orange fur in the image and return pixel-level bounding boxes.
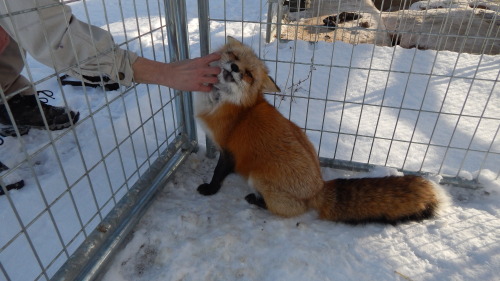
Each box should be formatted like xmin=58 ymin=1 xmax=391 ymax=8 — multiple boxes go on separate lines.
xmin=196 ymin=37 xmax=446 ymax=224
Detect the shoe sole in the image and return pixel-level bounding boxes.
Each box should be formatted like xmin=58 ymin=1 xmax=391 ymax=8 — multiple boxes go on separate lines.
xmin=16 ymin=112 xmax=80 ymax=132
xmin=0 ymin=125 xmax=31 ymax=137
xmin=0 ymin=180 xmax=25 ymax=196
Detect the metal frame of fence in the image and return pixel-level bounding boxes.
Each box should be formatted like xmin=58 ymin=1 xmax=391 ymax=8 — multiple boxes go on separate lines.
xmin=0 ymin=0 xmax=499 ymax=280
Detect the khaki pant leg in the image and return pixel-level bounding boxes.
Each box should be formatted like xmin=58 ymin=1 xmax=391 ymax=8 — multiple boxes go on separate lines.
xmin=0 ymin=35 xmax=35 ymax=103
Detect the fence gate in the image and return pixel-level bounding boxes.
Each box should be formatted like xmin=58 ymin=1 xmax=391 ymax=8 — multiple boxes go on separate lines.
xmin=1 ymin=0 xmax=499 ymax=280
xmin=0 ymin=0 xmax=196 ymax=280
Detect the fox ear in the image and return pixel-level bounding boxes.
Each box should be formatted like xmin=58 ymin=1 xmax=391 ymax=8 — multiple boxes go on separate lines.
xmin=227 ymin=36 xmax=243 ymax=46
xmin=262 ymin=76 xmax=281 ymax=93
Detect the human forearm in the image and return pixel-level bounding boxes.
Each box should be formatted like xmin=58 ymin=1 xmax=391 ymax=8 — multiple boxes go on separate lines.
xmin=132 ymin=53 xmax=221 ymax=92
xmin=131 ymin=57 xmax=169 ymax=86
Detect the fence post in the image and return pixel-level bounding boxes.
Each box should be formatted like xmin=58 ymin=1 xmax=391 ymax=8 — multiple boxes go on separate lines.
xmin=165 ymin=0 xmax=198 ymax=148
xmin=50 ymin=2 xmax=199 ymax=280
xmin=197 ymin=0 xmax=217 ymax=158
xmin=266 ymin=0 xmax=284 ymax=43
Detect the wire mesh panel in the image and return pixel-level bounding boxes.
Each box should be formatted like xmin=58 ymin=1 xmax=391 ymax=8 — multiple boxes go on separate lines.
xmin=0 ymin=0 xmax=195 ymax=280
xmin=200 ymin=0 xmax=499 ymax=187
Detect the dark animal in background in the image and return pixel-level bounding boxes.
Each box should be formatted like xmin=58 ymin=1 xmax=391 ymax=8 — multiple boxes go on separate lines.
xmin=323 ymin=12 xmax=362 ymax=29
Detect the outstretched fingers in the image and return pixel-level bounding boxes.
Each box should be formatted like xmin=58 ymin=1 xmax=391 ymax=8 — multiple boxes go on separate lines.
xmin=196 ymin=84 xmax=214 ymax=92
xmin=194 ymin=53 xmax=221 ymax=92
xmin=199 ymin=52 xmax=221 ymax=64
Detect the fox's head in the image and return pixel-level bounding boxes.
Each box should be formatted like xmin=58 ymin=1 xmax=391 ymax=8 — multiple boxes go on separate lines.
xmin=212 ymin=36 xmax=281 ymax=107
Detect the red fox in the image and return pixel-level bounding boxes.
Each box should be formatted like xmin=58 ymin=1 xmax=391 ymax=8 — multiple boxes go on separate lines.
xmin=195 ymin=36 xmax=448 ymax=224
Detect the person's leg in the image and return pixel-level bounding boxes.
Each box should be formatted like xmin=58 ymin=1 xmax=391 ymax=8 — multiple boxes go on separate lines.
xmin=0 ymin=33 xmax=77 ymax=194
xmin=0 ymin=35 xmax=79 ymax=130
xmin=0 ymin=27 xmax=35 ymax=99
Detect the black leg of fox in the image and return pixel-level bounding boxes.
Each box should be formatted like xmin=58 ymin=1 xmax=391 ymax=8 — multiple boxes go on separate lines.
xmin=245 ymin=193 xmax=267 ymax=209
xmin=197 ymin=149 xmax=235 ymax=196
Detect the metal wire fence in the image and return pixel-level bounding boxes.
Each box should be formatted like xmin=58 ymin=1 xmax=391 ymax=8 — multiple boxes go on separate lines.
xmin=200 ymin=0 xmax=499 ymax=187
xmin=0 ymin=0 xmax=499 ymax=280
xmin=0 ymin=0 xmax=195 ymax=280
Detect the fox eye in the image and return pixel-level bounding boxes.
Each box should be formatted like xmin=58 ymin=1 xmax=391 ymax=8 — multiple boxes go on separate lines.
xmin=245 ymin=71 xmax=253 ymax=79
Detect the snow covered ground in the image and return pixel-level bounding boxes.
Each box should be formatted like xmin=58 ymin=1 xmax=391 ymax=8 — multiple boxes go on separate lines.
xmin=1 ymin=0 xmax=499 ymax=280
xmin=101 ymin=152 xmax=500 ymax=281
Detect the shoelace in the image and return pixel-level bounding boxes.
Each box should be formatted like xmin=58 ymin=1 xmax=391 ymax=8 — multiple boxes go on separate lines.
xmin=36 ymin=90 xmax=55 ymax=104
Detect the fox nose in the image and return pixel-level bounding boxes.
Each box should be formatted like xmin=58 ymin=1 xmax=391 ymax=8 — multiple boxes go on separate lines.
xmin=223 ymin=69 xmax=235 ymax=82
xmin=231 ymin=63 xmax=239 ymax=73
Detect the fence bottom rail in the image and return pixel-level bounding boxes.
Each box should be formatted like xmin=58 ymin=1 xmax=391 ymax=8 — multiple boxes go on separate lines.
xmin=51 ymin=135 xmax=197 ymax=281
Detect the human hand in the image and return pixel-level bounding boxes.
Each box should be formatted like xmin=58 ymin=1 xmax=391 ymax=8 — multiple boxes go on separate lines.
xmin=132 ymin=53 xmax=221 ymax=92
xmin=165 ymin=52 xmax=221 ymax=92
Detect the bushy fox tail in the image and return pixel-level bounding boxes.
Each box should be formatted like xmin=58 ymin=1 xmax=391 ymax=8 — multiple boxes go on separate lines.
xmin=310 ymin=175 xmax=448 ymax=225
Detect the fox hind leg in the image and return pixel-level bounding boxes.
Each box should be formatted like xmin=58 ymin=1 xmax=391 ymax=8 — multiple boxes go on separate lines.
xmin=245 ymin=193 xmax=267 ymax=209
xmin=254 ymin=190 xmax=308 ymax=218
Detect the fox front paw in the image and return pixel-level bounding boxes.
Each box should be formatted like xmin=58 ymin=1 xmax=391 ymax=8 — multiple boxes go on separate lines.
xmin=197 ymin=183 xmax=221 ymax=196
xmin=245 ymin=193 xmax=267 ymax=209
